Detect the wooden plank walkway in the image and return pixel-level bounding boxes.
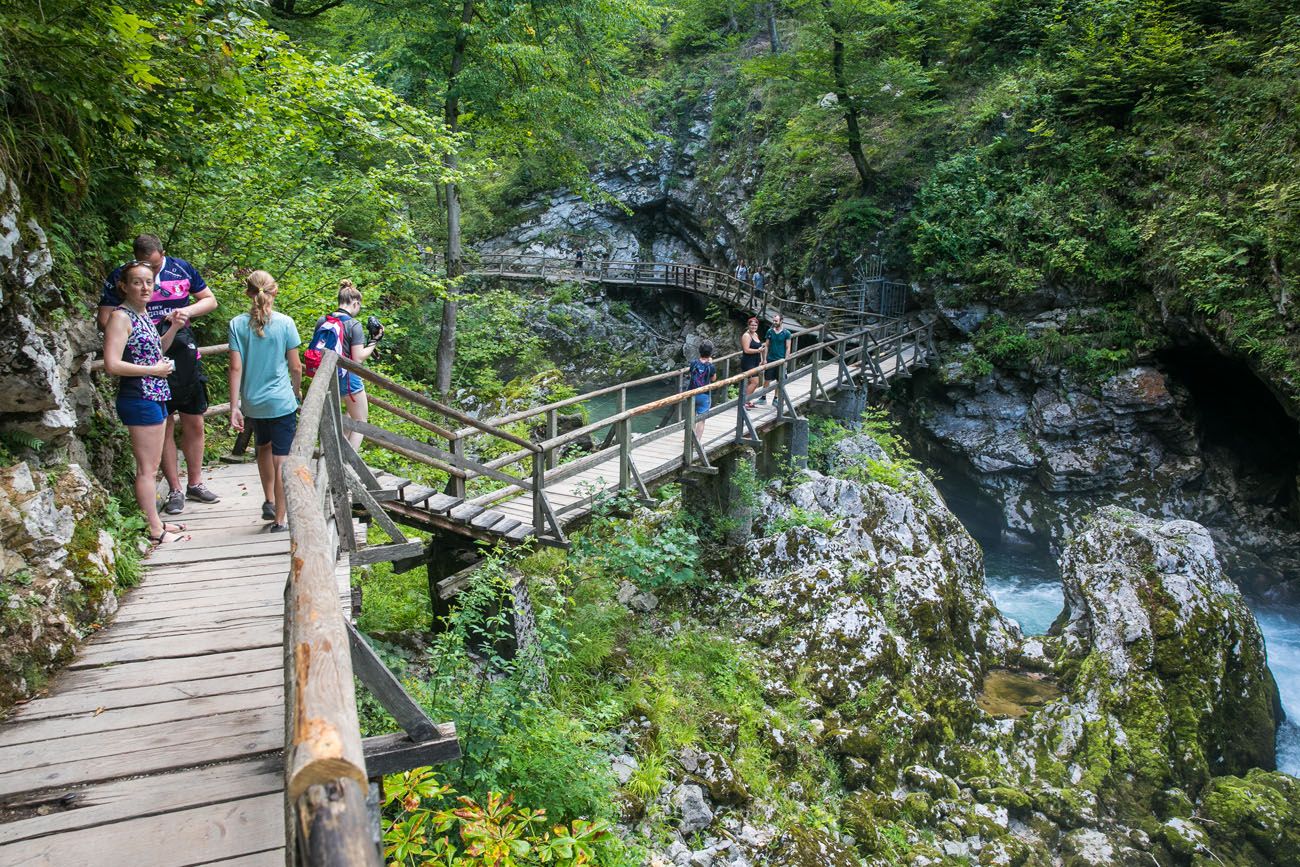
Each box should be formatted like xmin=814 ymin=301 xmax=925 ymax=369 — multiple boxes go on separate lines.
xmin=0 ymin=462 xmax=352 ymax=867
xmin=377 ymin=346 xmax=920 ymax=539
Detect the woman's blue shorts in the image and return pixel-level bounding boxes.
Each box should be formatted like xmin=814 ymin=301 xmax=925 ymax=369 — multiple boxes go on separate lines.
xmin=694 ymin=394 xmax=711 ymax=416
xmin=116 ymin=396 xmax=169 ymax=426
xmin=342 ymin=372 xmax=365 ymax=396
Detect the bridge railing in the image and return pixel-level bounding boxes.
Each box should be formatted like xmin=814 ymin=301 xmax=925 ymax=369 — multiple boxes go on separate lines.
xmin=440 ymin=315 xmax=935 ymax=524
xmin=475 ymin=252 xmax=898 ymax=332
xmin=280 ymin=351 xmax=379 ymax=866
xmin=282 ymin=351 xmax=462 ymax=866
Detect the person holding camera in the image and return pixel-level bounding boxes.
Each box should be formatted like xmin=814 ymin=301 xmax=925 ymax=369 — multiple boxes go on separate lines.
xmin=311 ymin=279 xmax=383 ymax=450
xmin=102 ymin=260 xmax=191 ymax=545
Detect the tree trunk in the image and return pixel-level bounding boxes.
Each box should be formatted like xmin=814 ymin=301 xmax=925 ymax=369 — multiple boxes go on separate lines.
xmin=825 ymin=3 xmax=870 ymax=193
xmin=767 ymin=2 xmax=781 ymax=54
xmin=434 ymin=0 xmax=475 ymax=396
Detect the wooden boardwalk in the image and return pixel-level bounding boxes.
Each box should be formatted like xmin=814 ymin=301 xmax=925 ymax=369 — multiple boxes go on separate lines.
xmin=369 ymin=343 xmax=924 ymax=543
xmin=0 ymin=462 xmax=352 ymax=866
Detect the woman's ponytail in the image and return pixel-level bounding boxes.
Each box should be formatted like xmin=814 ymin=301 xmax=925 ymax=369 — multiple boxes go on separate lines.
xmin=244 ymin=270 xmax=277 ymax=337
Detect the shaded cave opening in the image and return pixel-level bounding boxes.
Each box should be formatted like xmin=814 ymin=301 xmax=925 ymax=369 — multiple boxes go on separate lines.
xmin=1158 ymin=342 xmax=1300 ymax=519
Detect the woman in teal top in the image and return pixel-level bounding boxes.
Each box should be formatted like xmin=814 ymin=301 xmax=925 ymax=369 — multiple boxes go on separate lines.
xmin=228 ymin=270 xmax=302 ymax=531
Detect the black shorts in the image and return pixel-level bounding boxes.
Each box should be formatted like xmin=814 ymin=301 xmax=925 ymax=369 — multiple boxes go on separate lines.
xmin=165 ymin=327 xmax=210 ymax=416
xmin=765 ymin=366 xmax=782 ymax=382
xmin=251 ymin=412 xmax=299 ymax=456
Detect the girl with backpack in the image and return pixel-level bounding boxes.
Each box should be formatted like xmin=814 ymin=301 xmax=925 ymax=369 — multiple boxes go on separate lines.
xmin=228 ymin=271 xmax=302 ymax=531
xmin=306 ymin=279 xmax=384 ymax=450
xmin=686 ymin=342 xmax=717 ymax=443
xmin=102 ymin=260 xmax=189 ymax=545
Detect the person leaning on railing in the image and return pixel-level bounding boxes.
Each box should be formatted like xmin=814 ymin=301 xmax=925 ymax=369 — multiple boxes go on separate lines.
xmin=228 ymin=271 xmax=303 ymax=532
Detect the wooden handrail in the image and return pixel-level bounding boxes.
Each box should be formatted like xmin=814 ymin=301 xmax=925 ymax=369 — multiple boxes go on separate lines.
xmin=451 ymin=324 xmax=821 ymax=439
xmin=337 ymin=357 xmax=539 ymax=453
xmin=282 ymin=348 xmax=381 ymax=866
xmin=88 ymin=342 xmax=230 ymax=372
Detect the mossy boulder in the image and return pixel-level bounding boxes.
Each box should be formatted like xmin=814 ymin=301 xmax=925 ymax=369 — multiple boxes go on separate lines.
xmin=766 ymin=825 xmax=859 ymax=867
xmin=1196 ymin=770 xmax=1300 ymax=867
xmin=1053 ymin=507 xmax=1279 ymax=798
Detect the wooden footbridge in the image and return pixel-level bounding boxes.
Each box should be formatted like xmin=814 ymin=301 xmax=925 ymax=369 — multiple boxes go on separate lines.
xmin=0 ymin=258 xmax=933 ymax=865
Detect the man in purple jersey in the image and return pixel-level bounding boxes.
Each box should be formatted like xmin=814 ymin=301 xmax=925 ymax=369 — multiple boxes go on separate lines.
xmin=98 ymin=234 xmax=221 ymax=514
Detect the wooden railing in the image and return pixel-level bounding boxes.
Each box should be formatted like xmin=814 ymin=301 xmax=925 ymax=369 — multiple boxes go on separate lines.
xmin=339 ymin=313 xmax=935 ymax=546
xmin=473 ymin=252 xmax=894 ymax=332
xmin=282 ymin=351 xmax=460 ymax=866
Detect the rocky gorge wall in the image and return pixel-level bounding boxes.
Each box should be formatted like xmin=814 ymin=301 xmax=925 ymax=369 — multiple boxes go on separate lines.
xmin=0 ymin=170 xmax=130 ymax=709
xmin=907 ymin=304 xmax=1300 ymax=603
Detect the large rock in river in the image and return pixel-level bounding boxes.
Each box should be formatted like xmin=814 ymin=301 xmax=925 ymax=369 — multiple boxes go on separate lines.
xmin=1057 ymin=506 xmax=1280 ymax=789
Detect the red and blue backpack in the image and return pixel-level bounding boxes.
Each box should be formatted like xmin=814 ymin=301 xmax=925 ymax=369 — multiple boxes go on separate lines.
xmin=304 ymin=313 xmax=352 ymax=378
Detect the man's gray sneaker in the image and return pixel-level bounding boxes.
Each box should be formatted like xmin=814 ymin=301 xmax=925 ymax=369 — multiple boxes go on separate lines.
xmin=262 ymin=500 xmax=276 ymax=521
xmin=186 ymin=483 xmax=220 ymax=504
xmin=162 ymin=489 xmax=185 ymax=515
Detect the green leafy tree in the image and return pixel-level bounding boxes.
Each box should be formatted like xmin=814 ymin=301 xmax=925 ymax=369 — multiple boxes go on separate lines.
xmin=345 ymin=0 xmax=661 ymax=392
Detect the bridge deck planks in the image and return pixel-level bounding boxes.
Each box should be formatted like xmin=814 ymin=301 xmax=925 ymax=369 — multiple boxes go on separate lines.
xmin=0 ymin=462 xmax=355 ymax=866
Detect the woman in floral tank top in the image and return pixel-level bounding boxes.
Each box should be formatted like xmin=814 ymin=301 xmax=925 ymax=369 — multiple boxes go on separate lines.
xmin=102 ymin=261 xmax=189 ymax=544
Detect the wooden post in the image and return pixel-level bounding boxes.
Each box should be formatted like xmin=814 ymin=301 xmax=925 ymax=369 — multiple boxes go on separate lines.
xmin=447 ymin=437 xmax=467 ymax=498
xmin=532 ymin=453 xmax=546 ymax=538
xmin=546 ymin=409 xmax=558 ymax=470
xmin=293 ymin=779 xmax=380 ymax=867
xmin=618 ymin=417 xmax=631 ymax=492
xmin=323 ymin=378 xmax=355 ymax=553
xmin=683 ymin=394 xmax=696 ymax=469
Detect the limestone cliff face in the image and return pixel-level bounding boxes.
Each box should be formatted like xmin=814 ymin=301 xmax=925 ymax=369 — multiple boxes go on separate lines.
xmin=0 ymin=169 xmax=102 ymax=460
xmin=0 ymin=171 xmax=128 ymax=709
xmin=480 ymin=89 xmax=754 ymax=271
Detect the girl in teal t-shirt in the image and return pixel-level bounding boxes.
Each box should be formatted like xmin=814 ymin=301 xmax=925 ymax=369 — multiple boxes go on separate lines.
xmin=228 ymin=270 xmax=302 ymax=529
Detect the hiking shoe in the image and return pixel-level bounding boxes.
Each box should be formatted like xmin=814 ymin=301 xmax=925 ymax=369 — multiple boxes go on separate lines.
xmin=186 ymin=483 xmax=220 ymax=504
xmin=261 ymin=500 xmax=276 ymax=521
xmin=162 ymin=489 xmax=185 ymax=515
xmin=269 ymin=522 xmax=288 ymax=533
xmin=756 ymin=397 xmax=768 ymax=404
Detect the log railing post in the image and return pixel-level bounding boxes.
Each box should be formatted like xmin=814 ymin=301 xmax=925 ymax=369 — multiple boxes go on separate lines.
xmin=683 ymin=394 xmax=696 ymax=469
xmin=447 ymin=437 xmax=467 ymax=499
xmin=282 ymin=349 xmax=380 ymax=867
xmin=532 ymin=452 xmax=546 ymax=537
xmin=618 ymin=417 xmax=631 ymax=492
xmin=546 ymin=409 xmax=559 ymax=470
xmin=322 ymin=375 xmax=355 ymax=553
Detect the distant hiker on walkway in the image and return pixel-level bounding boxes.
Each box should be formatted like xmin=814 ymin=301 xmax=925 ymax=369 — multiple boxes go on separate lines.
xmin=686 ymin=341 xmax=717 ymax=444
xmin=228 ymin=271 xmax=302 ymax=532
xmin=98 ymin=234 xmax=221 ymax=515
xmin=753 ymin=266 xmax=766 ymax=299
xmin=306 ymin=279 xmax=383 ymax=450
xmin=764 ymin=313 xmax=792 ymax=398
xmin=735 ymin=260 xmax=749 ymax=285
xmin=575 ymin=248 xmax=585 ymax=273
xmin=101 ymin=261 xmax=190 ymax=545
xmin=740 ymin=316 xmax=765 ymax=408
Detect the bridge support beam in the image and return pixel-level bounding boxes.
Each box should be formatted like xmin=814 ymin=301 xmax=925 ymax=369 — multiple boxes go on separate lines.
xmin=425 ymin=533 xmax=480 ymax=630
xmin=759 ymin=418 xmax=809 ymax=477
xmin=831 ymin=384 xmax=870 ymax=425
xmin=682 ymin=447 xmax=758 ymax=547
